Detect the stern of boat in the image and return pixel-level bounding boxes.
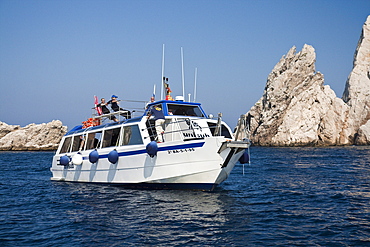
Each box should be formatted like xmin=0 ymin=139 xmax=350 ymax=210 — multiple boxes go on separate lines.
xmin=214 ymin=139 xmax=250 ymax=184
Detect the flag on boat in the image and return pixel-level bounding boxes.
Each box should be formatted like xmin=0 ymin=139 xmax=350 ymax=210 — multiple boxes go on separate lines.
xmin=94 ymin=95 xmax=102 ymax=115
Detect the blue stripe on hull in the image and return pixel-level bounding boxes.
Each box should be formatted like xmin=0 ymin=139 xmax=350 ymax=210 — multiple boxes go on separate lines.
xmin=157 ymin=142 xmax=205 ymax=151
xmin=97 ymin=142 xmax=205 ymax=159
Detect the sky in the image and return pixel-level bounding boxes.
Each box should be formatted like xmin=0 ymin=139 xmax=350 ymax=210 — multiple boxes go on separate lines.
xmin=0 ymin=0 xmax=369 ymax=130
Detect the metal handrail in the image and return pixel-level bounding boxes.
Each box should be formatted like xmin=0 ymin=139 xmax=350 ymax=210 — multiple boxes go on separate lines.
xmin=145 ymin=117 xmax=218 ymax=141
xmin=234 ymin=114 xmax=250 ymax=141
xmin=92 ymin=99 xmax=148 ymax=121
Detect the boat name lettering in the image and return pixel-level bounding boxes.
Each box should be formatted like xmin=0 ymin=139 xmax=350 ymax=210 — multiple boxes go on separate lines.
xmin=168 ymin=148 xmax=195 ymax=154
xmin=183 ymin=133 xmax=210 ymax=138
xmin=186 ymin=119 xmax=202 ymax=131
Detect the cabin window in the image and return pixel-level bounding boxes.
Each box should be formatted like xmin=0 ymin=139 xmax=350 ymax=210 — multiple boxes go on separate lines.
xmin=86 ymin=131 xmax=102 ymax=150
xmin=71 ymin=134 xmax=86 ymax=152
xmin=60 ymin=136 xmax=72 ymax=153
xmin=167 ymin=104 xmax=204 ymax=117
xmin=102 ymin=127 xmax=121 ymax=148
xmin=121 ymin=125 xmax=143 ymax=145
xmin=207 ymin=123 xmax=233 ymax=138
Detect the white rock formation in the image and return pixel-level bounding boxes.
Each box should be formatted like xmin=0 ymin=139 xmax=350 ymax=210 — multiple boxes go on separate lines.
xmin=0 ymin=120 xmax=67 ymax=151
xmin=343 ymin=15 xmax=370 ymax=144
xmin=246 ymin=16 xmax=370 ymax=146
xmin=0 ymin=122 xmax=20 ymax=139
xmin=247 ymin=45 xmax=350 ymax=146
xmin=355 ymin=119 xmax=370 ymax=145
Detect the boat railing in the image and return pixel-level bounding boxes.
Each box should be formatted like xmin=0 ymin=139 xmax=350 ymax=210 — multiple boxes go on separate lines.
xmin=145 ymin=117 xmax=224 ymax=142
xmin=94 ymin=110 xmax=131 ymax=120
xmin=91 ymin=99 xmax=148 ymax=124
xmin=234 ymin=114 xmax=251 ymax=141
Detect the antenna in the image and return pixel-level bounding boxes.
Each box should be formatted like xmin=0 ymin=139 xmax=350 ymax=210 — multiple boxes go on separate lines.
xmin=181 ymin=47 xmax=185 ymax=98
xmin=161 ymin=44 xmax=165 ymax=100
xmin=193 ymin=67 xmax=197 ymax=102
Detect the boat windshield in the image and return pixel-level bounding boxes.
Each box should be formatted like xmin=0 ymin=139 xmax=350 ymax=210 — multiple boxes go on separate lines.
xmin=167 ymin=103 xmax=204 ymax=117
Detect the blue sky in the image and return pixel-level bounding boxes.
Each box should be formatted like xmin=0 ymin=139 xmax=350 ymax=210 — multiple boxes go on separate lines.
xmin=0 ymin=0 xmax=369 ymax=129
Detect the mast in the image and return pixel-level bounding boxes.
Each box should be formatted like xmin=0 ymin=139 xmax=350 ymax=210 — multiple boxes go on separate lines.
xmin=193 ymin=67 xmax=197 ymax=102
xmin=161 ymin=44 xmax=165 ymax=100
xmin=181 ymin=47 xmax=185 ymax=98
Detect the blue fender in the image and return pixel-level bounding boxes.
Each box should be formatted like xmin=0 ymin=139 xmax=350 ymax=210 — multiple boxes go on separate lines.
xmin=239 ymin=150 xmax=250 ymax=164
xmin=60 ymin=155 xmax=70 ymax=166
xmin=89 ymin=149 xmax=99 ymax=163
xmin=108 ymin=149 xmax=119 ymax=164
xmin=146 ymin=141 xmax=158 ymax=158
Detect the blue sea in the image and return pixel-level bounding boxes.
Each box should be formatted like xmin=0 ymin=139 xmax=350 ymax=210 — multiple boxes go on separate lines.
xmin=1 ymin=147 xmax=369 ymax=246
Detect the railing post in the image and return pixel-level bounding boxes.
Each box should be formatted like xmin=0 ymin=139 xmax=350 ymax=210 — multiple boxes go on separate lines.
xmin=214 ymin=113 xmax=222 ymax=136
xmin=234 ymin=114 xmax=245 ymax=140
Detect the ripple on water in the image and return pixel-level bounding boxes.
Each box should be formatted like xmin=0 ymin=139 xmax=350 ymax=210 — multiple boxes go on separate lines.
xmin=0 ymin=147 xmax=370 ymax=246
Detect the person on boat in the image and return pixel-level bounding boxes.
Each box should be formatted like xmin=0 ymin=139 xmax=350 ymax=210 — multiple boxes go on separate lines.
xmin=147 ymin=104 xmax=165 ymax=143
xmin=98 ymin=98 xmax=117 ymax=122
xmin=79 ymin=135 xmax=85 ymax=151
xmin=97 ymin=98 xmax=111 ymax=114
xmin=150 ymin=96 xmax=155 ymax=103
xmin=174 ymin=106 xmax=187 ymax=115
xmin=107 ymin=95 xmax=120 ymax=111
xmin=107 ymin=95 xmax=131 ymax=120
xmin=145 ymin=95 xmax=155 ymax=109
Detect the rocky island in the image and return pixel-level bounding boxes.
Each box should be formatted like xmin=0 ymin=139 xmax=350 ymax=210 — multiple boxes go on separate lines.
xmin=246 ymin=16 xmax=370 ymax=146
xmin=0 ymin=120 xmax=67 ymax=151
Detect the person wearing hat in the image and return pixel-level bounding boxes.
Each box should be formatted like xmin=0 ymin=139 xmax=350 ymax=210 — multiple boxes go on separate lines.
xmin=147 ymin=104 xmax=165 ymax=143
xmin=107 ymin=95 xmax=132 ymax=120
xmin=107 ymin=95 xmax=120 ymax=112
xmin=98 ymin=98 xmax=117 ymax=122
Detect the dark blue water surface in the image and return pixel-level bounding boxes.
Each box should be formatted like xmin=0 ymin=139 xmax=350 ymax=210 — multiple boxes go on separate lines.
xmin=1 ymin=147 xmax=370 ymax=246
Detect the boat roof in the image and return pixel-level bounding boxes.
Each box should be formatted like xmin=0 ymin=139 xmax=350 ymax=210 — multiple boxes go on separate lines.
xmin=146 ymin=100 xmax=202 ymax=108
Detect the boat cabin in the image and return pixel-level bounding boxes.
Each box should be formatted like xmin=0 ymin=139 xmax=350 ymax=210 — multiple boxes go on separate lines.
xmin=56 ymin=100 xmax=234 ymax=156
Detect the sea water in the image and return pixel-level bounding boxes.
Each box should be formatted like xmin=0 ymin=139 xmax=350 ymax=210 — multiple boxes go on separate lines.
xmin=0 ymin=147 xmax=369 ymax=246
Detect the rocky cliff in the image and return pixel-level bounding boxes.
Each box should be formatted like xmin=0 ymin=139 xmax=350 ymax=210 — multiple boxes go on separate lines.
xmin=342 ymin=15 xmax=370 ymax=145
xmin=246 ymin=16 xmax=370 ymax=146
xmin=0 ymin=120 xmax=67 ymax=151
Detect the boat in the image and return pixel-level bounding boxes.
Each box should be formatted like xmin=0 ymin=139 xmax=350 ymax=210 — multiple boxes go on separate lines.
xmin=50 ymin=88 xmax=250 ymax=191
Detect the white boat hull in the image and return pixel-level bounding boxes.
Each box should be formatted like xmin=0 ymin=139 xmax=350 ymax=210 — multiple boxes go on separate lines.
xmin=51 ymin=137 xmax=245 ymax=191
